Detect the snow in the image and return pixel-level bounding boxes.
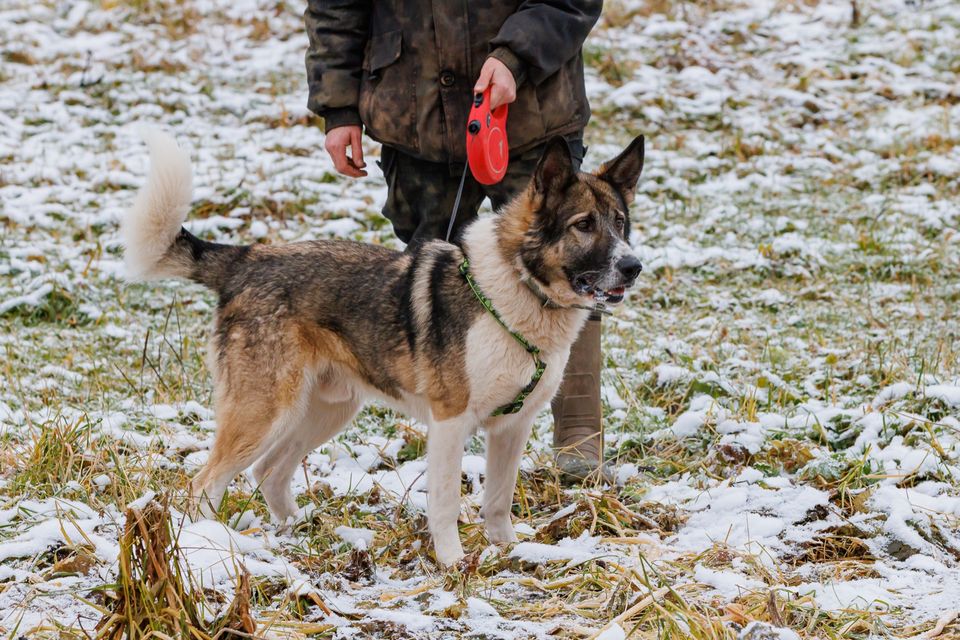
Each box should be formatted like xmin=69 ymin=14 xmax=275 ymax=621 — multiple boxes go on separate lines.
xmin=466 ymin=597 xmax=500 ymax=619
xmin=925 ymin=384 xmax=960 ymax=407
xmin=177 ymin=519 xmax=302 ymax=587
xmin=740 ymin=622 xmax=800 ymax=640
xmin=0 ymin=499 xmax=119 ymax=564
xmin=2 ymin=0 xmax=960 ymax=636
xmin=0 ymin=283 xmax=55 ymax=315
xmin=793 ymin=578 xmax=897 ymax=612
xmin=248 ymin=220 xmax=268 ymax=239
xmin=510 ymin=532 xmax=604 ymax=566
xmin=595 ymin=623 xmax=627 ymax=640
xmin=671 ymin=411 xmax=707 ymax=437
xmin=335 ymin=525 xmax=375 ymax=551
xmin=672 ymin=480 xmax=832 ymax=560
xmin=654 ymin=363 xmax=689 ymax=385
xmin=694 ymin=564 xmax=764 ymax=598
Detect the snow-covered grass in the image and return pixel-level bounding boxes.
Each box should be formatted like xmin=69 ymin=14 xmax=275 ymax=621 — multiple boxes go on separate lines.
xmin=2 ymin=0 xmax=959 ymax=637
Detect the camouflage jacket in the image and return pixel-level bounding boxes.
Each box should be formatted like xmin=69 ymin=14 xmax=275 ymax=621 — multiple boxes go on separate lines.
xmin=304 ymin=0 xmax=602 ymax=163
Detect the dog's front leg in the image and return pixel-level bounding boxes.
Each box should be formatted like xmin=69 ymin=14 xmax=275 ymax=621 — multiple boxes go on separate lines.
xmin=427 ymin=417 xmax=473 ymax=567
xmin=481 ymin=419 xmax=534 ymax=545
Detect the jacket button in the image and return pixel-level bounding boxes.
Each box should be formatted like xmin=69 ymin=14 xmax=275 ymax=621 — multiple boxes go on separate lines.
xmin=439 ymin=70 xmax=456 ymax=87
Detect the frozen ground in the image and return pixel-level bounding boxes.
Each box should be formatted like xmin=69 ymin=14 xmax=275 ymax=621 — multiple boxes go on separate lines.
xmin=1 ymin=0 xmax=959 ymax=638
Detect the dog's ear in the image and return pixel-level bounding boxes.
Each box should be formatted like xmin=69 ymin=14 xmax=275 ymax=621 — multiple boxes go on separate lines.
xmin=599 ymin=135 xmax=645 ymax=205
xmin=533 ymin=137 xmax=575 ymax=196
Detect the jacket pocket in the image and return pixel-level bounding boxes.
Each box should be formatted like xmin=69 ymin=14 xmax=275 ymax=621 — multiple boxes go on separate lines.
xmin=360 ymin=30 xmax=418 ymax=152
xmin=363 ymin=30 xmax=402 ymax=76
xmin=534 ymin=56 xmax=589 ymax=139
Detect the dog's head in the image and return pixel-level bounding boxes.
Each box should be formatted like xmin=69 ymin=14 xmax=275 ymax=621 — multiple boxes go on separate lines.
xmin=506 ymin=136 xmax=645 ymax=307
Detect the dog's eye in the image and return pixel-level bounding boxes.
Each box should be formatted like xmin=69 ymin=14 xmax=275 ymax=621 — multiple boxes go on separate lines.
xmin=574 ymin=217 xmax=595 ymax=232
xmin=615 ymin=215 xmax=626 ymax=231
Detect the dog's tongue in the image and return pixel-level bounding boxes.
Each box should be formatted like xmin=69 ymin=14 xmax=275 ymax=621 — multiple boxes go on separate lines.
xmin=608 ymin=287 xmax=625 ymax=296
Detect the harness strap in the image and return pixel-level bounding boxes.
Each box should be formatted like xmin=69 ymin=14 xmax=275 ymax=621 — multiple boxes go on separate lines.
xmin=459 ymin=258 xmax=546 ymax=416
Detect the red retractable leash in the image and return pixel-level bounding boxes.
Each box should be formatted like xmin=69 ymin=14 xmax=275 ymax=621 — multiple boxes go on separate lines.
xmin=467 ymin=89 xmax=509 ymax=184
xmin=445 ymin=87 xmax=509 ymax=242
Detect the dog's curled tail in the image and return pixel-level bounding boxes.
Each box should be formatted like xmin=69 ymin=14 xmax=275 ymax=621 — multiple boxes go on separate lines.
xmin=122 ymin=128 xmax=237 ymax=288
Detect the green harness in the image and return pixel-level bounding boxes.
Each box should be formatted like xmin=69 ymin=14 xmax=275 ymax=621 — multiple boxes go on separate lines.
xmin=459 ymin=258 xmax=546 ymax=416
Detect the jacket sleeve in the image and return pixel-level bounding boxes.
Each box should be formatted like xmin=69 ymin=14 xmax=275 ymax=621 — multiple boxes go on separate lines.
xmin=304 ymin=0 xmax=372 ymax=131
xmin=488 ymin=0 xmax=602 ymax=86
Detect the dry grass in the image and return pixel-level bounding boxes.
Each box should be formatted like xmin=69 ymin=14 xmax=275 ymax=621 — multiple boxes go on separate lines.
xmin=1 ymin=0 xmax=959 ymax=636
xmin=95 ymin=496 xmax=257 ymax=640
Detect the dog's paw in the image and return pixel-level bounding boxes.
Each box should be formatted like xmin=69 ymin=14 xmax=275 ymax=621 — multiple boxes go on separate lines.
xmin=484 ymin=518 xmax=518 ymax=546
xmin=433 ymin=539 xmax=466 ymax=568
xmin=271 ymin=503 xmax=315 ymax=536
xmin=274 ymin=517 xmax=296 ymax=536
xmin=195 ymin=497 xmax=219 ymax=521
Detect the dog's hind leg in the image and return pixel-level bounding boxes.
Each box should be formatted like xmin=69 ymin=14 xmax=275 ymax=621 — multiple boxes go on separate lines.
xmin=427 ymin=416 xmax=475 ymax=567
xmin=192 ymin=400 xmax=307 ymax=518
xmin=192 ymin=409 xmax=294 ymax=519
xmin=253 ymin=391 xmax=361 ymax=522
xmin=191 ymin=349 xmax=312 ymax=519
xmin=481 ymin=420 xmax=533 ymax=545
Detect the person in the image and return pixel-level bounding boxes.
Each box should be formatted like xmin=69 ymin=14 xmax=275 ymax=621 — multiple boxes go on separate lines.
xmin=304 ymin=1 xmax=609 ymax=480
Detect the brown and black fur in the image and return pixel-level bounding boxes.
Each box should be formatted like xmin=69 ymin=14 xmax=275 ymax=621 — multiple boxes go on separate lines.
xmin=172 ymin=234 xmax=482 ymax=412
xmin=121 ymin=130 xmax=645 ymax=566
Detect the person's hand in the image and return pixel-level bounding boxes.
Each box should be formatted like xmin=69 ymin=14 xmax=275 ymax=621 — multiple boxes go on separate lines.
xmin=474 ymin=57 xmax=517 ymax=111
xmin=324 ymin=125 xmax=367 ymax=178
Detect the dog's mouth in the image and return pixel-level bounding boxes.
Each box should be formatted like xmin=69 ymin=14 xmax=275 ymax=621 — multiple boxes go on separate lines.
xmin=593 ymin=286 xmax=626 ymax=304
xmin=572 ymin=275 xmax=628 ymax=305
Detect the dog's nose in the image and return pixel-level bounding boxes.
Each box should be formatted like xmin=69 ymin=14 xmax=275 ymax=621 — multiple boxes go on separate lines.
xmin=617 ymin=255 xmax=642 ymax=281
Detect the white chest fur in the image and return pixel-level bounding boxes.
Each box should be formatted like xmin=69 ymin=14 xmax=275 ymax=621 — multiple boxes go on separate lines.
xmin=463 ymin=313 xmax=574 ymax=427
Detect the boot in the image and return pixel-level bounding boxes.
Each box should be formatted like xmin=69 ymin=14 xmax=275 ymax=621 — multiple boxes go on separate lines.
xmin=552 ymin=314 xmax=613 ymax=484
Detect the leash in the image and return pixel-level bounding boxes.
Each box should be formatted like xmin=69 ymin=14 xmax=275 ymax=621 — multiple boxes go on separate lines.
xmin=445 ymin=164 xmax=469 ymax=243
xmin=446 ymin=89 xmax=509 ymax=243
xmin=459 ymin=257 xmax=545 ymax=416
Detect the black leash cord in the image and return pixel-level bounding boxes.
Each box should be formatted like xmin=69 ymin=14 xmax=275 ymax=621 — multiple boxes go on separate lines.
xmin=445 ymin=162 xmax=469 ymax=243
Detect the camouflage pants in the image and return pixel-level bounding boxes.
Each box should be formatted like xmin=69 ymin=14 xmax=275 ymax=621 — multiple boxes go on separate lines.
xmin=379 ymin=138 xmax=585 ymax=251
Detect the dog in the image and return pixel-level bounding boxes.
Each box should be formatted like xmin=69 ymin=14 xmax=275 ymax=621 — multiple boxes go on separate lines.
xmin=121 ymin=129 xmax=645 ymax=566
